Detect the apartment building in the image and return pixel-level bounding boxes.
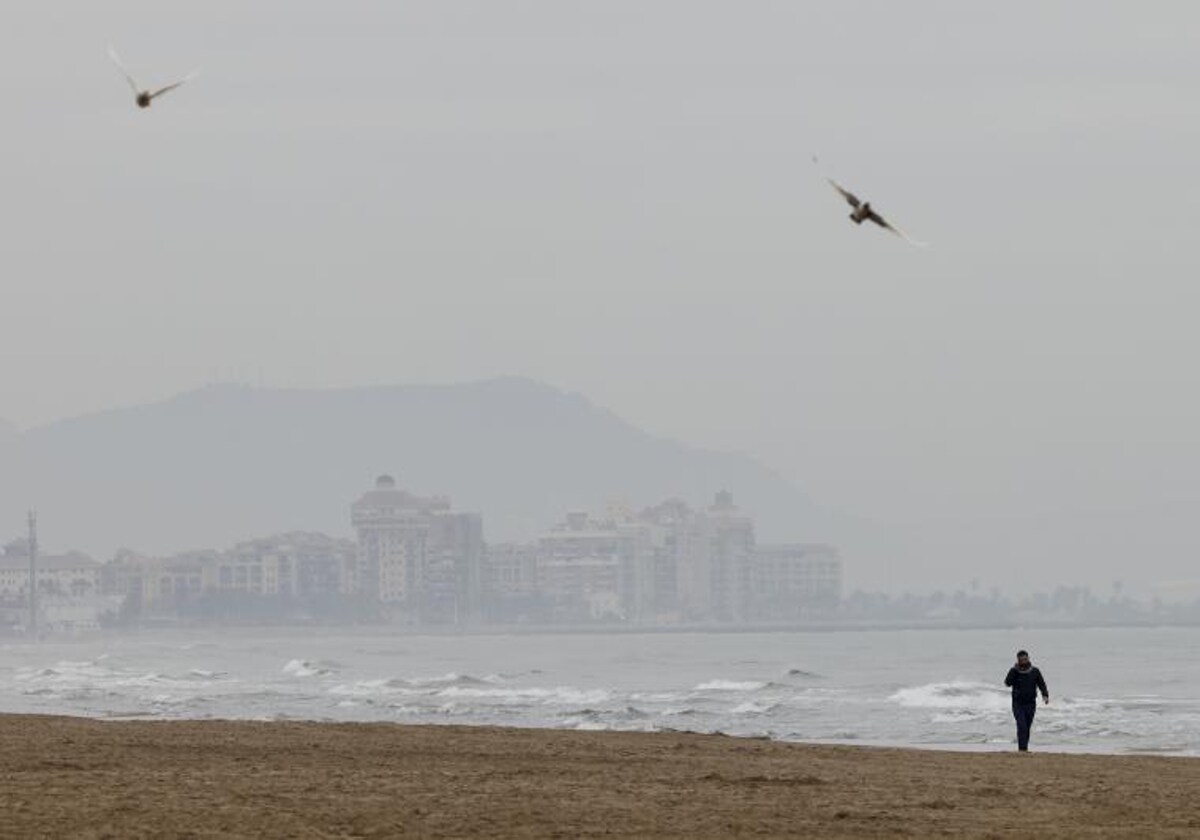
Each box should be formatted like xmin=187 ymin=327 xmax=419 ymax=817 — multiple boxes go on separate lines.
xmin=350 ymin=475 xmax=482 ymax=624
xmin=223 ymin=532 xmax=355 ymax=599
xmin=749 ymin=544 xmax=843 ymax=619
xmin=0 ymin=540 xmax=101 ymax=599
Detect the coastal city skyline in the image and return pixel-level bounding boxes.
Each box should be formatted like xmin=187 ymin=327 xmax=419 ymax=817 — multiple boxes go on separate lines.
xmin=0 ymin=473 xmax=842 ymax=633
xmin=6 ymin=467 xmax=1196 ymax=636
xmin=7 ymin=4 xmax=1200 ymax=609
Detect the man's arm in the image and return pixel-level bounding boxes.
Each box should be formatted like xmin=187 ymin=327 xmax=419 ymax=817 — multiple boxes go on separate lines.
xmin=1004 ymin=668 xmax=1016 ymax=687
xmin=1036 ymin=669 xmax=1049 ymax=702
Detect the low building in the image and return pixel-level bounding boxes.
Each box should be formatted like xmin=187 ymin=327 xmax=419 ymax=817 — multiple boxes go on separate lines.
xmin=748 ymin=544 xmax=842 ymax=619
xmin=485 ymin=542 xmax=538 ymax=597
xmin=537 ymin=510 xmax=654 ymax=622
xmin=0 ymin=542 xmax=101 ymax=600
xmin=223 ymin=532 xmax=355 ymax=599
xmin=154 ymin=551 xmax=209 ymax=607
xmin=0 ymin=540 xmax=111 ymax=634
xmin=100 ymin=534 xmax=356 ymax=621
xmin=481 ymin=542 xmax=541 ymax=621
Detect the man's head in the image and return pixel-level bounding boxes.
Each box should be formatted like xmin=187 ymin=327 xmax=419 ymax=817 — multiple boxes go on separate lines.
xmin=1016 ymin=650 xmax=1031 ymax=668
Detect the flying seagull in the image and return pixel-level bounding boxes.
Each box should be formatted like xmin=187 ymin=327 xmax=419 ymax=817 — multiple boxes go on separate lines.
xmin=108 ymin=45 xmax=197 ymax=109
xmin=825 ymin=176 xmax=926 ymax=247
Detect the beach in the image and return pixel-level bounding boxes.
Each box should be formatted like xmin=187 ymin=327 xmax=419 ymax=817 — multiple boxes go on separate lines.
xmin=1 ymin=715 xmax=1198 ymax=838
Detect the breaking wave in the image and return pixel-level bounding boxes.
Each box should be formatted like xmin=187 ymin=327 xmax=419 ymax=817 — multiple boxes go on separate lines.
xmin=4 ymin=630 xmax=1200 ymax=755
xmin=281 ymin=659 xmax=343 ymax=677
xmin=889 ymin=681 xmax=1010 ymax=712
xmin=694 ymin=679 xmax=772 ymax=692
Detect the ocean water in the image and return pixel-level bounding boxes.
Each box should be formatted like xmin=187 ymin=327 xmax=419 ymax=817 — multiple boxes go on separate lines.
xmin=2 ymin=626 xmax=1198 ymax=755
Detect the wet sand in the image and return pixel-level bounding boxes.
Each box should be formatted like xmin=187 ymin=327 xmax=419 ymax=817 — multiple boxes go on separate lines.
xmin=1 ymin=715 xmax=1198 ymax=838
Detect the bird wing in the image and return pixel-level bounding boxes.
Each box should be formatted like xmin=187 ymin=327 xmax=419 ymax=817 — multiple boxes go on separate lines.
xmin=865 ymin=209 xmax=927 ymax=247
xmin=826 ymin=178 xmax=861 ymax=209
xmin=148 ymin=69 xmax=199 ymax=100
xmin=107 ymin=44 xmax=140 ymax=94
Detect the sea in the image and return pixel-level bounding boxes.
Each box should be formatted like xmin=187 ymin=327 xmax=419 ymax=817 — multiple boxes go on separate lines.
xmin=3 ymin=625 xmax=1198 ymax=756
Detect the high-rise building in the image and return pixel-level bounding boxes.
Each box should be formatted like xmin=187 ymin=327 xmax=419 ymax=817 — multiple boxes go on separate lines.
xmin=350 ymin=475 xmax=482 ymax=624
xmin=638 ymin=498 xmax=696 ymax=622
xmin=676 ymin=491 xmax=755 ymax=622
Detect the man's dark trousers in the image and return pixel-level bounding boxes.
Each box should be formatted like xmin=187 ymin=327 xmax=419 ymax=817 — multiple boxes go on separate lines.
xmin=1013 ymin=701 xmax=1036 ymax=751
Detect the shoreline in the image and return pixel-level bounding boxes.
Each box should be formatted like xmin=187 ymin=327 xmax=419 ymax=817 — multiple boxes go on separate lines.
xmin=17 ymin=708 xmax=1200 ymax=760
xmin=3 ymin=714 xmax=1198 ymax=838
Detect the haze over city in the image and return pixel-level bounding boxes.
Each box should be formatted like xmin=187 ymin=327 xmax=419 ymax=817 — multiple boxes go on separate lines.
xmin=8 ymin=5 xmax=1200 ymax=837
xmin=4 ymin=2 xmax=1200 ymax=599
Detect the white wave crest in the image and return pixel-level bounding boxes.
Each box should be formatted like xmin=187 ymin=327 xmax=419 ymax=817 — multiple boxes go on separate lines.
xmin=694 ymin=679 xmax=769 ymax=692
xmin=282 ymin=659 xmax=333 ymax=677
xmin=889 ymin=680 xmax=1009 ymax=711
xmin=403 ymin=672 xmax=499 ymax=688
xmin=186 ymin=669 xmax=226 ymax=680
xmin=731 ymin=701 xmax=778 ymax=716
xmin=437 ymin=685 xmax=611 ymax=706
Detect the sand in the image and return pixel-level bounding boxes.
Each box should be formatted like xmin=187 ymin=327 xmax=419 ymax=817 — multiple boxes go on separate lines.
xmin=1 ymin=715 xmax=1198 ymax=838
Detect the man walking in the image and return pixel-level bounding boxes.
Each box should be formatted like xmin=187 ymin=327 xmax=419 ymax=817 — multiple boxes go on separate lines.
xmin=1004 ymin=649 xmax=1049 ymax=751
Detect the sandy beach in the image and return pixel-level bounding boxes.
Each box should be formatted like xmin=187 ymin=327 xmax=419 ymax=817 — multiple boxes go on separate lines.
xmin=1 ymin=715 xmax=1198 ymax=839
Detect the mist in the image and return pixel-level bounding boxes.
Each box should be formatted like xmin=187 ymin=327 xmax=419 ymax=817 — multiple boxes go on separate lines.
xmin=3 ymin=2 xmax=1200 ymax=599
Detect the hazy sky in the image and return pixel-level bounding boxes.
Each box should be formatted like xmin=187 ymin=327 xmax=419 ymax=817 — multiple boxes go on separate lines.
xmin=4 ymin=3 xmax=1200 ymax=593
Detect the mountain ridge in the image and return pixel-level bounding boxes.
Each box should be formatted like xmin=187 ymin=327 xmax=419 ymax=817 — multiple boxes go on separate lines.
xmin=0 ymin=378 xmax=859 ymax=567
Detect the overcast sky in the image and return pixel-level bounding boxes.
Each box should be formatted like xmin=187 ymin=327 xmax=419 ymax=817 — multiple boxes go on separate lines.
xmin=3 ymin=3 xmax=1200 ymax=593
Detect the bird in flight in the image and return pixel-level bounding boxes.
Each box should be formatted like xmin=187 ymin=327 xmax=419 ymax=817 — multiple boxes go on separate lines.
xmin=108 ymin=45 xmax=197 ymax=109
xmin=824 ymin=175 xmax=927 ymax=247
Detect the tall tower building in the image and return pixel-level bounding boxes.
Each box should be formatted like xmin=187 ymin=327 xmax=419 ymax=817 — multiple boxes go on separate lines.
xmin=679 ymin=491 xmax=755 ymax=622
xmin=350 ymin=475 xmax=482 ymax=624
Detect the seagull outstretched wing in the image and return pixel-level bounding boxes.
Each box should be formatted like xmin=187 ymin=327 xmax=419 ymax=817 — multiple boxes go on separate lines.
xmin=864 ymin=209 xmax=927 ymax=247
xmin=149 ymin=70 xmax=198 ymax=101
xmin=107 ymin=44 xmax=140 ymax=94
xmin=826 ymin=178 xmax=861 ymax=209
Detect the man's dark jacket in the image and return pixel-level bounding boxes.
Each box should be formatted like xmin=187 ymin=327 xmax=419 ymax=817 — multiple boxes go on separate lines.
xmin=1005 ymin=665 xmax=1048 ymax=704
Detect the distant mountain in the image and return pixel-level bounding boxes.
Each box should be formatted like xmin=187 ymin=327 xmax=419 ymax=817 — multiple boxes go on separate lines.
xmin=0 ymin=378 xmax=864 ymax=562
